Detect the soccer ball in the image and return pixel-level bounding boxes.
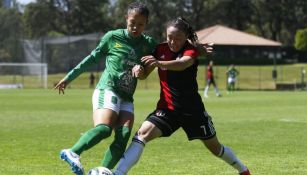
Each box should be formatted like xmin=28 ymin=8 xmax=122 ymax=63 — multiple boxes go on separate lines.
xmin=87 ymin=167 xmax=113 ymax=175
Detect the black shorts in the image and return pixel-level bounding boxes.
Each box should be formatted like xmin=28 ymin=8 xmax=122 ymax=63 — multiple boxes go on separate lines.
xmin=206 ymin=78 xmax=216 ymax=86
xmin=146 ymin=109 xmax=216 ymax=140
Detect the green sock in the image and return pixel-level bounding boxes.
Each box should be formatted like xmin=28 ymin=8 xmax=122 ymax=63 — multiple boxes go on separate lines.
xmin=101 ymin=126 xmax=131 ymax=169
xmin=71 ymin=124 xmax=112 ymax=155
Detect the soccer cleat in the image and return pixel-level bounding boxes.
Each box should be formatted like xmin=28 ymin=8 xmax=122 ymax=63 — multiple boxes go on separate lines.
xmin=60 ymin=149 xmax=84 ymax=175
xmin=239 ymin=169 xmax=251 ymax=175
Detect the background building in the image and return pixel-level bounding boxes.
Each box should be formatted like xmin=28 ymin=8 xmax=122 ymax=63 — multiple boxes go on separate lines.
xmin=196 ymin=25 xmax=283 ymax=65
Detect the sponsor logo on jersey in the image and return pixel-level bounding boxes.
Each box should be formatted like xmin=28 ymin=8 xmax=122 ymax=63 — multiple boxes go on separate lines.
xmin=114 ymin=42 xmax=122 ymax=48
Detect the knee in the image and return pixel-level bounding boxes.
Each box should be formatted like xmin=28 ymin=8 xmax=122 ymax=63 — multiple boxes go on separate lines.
xmin=96 ymin=124 xmax=112 ymax=138
xmin=136 ymin=126 xmax=161 ymax=143
xmin=113 ymin=126 xmax=132 ymax=151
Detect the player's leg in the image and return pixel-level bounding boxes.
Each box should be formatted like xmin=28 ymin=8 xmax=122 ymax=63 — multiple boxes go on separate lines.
xmin=69 ymin=109 xmax=115 ymax=154
xmin=201 ymin=137 xmax=249 ymax=174
xmin=204 ymin=79 xmax=210 ymax=98
xmin=70 ymin=89 xmax=119 ymax=154
xmin=227 ymin=77 xmax=231 ymax=93
xmin=199 ymin=114 xmax=249 ymax=174
xmin=60 ymin=89 xmax=119 ymax=175
xmin=183 ymin=111 xmax=249 ymax=175
xmin=212 ymin=79 xmax=221 ymax=97
xmin=114 ymin=109 xmax=177 ymax=175
xmin=114 ymin=121 xmax=161 ymax=175
xmin=230 ymin=82 xmax=234 ymax=92
xmin=101 ymin=102 xmax=134 ymax=169
xmin=232 ymin=80 xmax=236 ymax=92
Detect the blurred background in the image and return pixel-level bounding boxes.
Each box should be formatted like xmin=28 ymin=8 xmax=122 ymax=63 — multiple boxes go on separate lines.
xmin=0 ymin=0 xmax=307 ymax=90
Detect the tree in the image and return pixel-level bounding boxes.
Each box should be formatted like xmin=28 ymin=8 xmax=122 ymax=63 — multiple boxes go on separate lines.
xmin=23 ymin=1 xmax=55 ymax=38
xmin=250 ymin=0 xmax=307 ymax=46
xmin=23 ymin=0 xmax=111 ymax=38
xmin=211 ymin=0 xmax=254 ymax=30
xmin=0 ymin=8 xmax=23 ymax=62
xmin=51 ymin=0 xmax=111 ymax=35
xmin=295 ymin=28 xmax=307 ymax=51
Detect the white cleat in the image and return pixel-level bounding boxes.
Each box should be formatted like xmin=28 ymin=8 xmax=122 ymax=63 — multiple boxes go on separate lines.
xmin=60 ymin=149 xmax=84 ymax=175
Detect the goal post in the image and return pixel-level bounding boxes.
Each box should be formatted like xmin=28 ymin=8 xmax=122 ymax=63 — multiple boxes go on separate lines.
xmin=0 ymin=63 xmax=48 ymax=89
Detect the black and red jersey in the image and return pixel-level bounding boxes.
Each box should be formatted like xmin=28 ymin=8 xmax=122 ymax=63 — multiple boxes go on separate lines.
xmin=153 ymin=42 xmax=205 ymax=114
xmin=206 ymin=65 xmax=214 ymax=79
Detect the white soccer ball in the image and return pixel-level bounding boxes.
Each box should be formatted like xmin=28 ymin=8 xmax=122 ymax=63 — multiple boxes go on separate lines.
xmin=87 ymin=167 xmax=113 ymax=175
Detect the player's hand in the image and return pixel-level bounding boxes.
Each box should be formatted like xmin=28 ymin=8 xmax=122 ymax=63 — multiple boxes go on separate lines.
xmin=54 ymin=78 xmax=67 ymax=94
xmin=132 ymin=65 xmax=144 ymax=78
xmin=202 ymin=43 xmax=214 ymax=53
xmin=141 ymin=55 xmax=159 ymax=67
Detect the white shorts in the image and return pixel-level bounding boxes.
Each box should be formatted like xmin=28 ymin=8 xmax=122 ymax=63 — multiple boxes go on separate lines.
xmin=228 ymin=77 xmax=236 ymax=84
xmin=92 ymin=89 xmax=134 ymax=114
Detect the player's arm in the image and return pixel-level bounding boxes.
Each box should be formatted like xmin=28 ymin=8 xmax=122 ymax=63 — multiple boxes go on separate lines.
xmin=132 ymin=63 xmax=156 ymax=80
xmin=54 ymin=78 xmax=68 ymax=94
xmin=141 ymin=55 xmax=194 ymax=71
xmin=64 ymin=33 xmax=111 ymax=83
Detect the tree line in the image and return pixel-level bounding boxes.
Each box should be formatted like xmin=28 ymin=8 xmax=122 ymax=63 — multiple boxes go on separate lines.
xmin=1 ymin=0 xmax=307 ymax=63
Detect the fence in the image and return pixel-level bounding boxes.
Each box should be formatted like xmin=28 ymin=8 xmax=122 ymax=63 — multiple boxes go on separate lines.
xmin=1 ymin=63 xmax=305 ymax=90
xmin=137 ymin=64 xmax=307 ymax=91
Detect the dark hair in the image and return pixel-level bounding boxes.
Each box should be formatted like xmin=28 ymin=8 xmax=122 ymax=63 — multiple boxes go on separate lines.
xmin=166 ymin=17 xmax=199 ymax=46
xmin=127 ymin=2 xmax=149 ymax=19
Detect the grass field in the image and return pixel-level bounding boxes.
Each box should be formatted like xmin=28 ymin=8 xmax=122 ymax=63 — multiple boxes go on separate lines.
xmin=0 ymin=89 xmax=307 ymax=175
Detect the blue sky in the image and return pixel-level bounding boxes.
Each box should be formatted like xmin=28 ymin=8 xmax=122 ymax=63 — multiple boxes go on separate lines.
xmin=17 ymin=0 xmax=36 ymax=5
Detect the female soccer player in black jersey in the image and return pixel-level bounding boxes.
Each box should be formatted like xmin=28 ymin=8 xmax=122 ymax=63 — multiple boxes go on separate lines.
xmin=114 ymin=17 xmax=251 ymax=175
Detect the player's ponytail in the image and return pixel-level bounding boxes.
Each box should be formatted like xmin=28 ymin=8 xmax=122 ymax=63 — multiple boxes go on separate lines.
xmin=167 ymin=17 xmax=199 ymax=46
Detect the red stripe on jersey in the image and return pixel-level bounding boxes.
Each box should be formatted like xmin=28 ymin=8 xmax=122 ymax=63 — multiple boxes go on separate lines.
xmin=159 ymin=80 xmax=174 ymax=110
xmin=156 ymin=43 xmax=174 ymax=110
xmin=183 ymin=47 xmax=198 ymax=58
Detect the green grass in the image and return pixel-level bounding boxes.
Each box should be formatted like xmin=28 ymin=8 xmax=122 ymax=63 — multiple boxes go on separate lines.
xmin=1 ymin=89 xmax=307 ymax=174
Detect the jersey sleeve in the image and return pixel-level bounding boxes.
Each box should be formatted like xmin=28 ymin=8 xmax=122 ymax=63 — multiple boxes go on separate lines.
xmin=183 ymin=46 xmax=198 ymax=59
xmin=64 ymin=31 xmax=113 ymax=83
xmin=148 ymin=37 xmax=158 ymax=53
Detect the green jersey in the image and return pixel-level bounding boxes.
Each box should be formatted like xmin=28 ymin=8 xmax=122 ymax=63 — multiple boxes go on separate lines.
xmin=64 ymin=29 xmax=157 ymax=102
xmin=227 ymin=68 xmax=239 ymax=78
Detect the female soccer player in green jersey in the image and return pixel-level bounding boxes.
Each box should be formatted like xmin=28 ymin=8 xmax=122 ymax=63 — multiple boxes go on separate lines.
xmin=54 ymin=2 xmax=156 ymax=175
xmin=226 ymin=64 xmax=240 ymax=93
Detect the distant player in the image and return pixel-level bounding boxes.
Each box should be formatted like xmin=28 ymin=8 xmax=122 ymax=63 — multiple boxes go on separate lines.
xmin=204 ymin=60 xmax=221 ymax=98
xmin=89 ymin=72 xmax=95 ymax=88
xmin=114 ymin=17 xmax=251 ymax=175
xmin=54 ymin=2 xmax=156 ymax=175
xmin=226 ymin=64 xmax=239 ymax=93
